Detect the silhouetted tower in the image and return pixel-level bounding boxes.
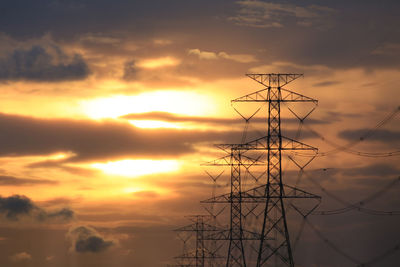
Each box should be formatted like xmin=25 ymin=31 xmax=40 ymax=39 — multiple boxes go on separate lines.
xmin=201 ymin=149 xmax=264 ymax=267
xmin=227 ymin=149 xmax=246 ymax=266
xmin=174 ymin=215 xmax=224 ymax=267
xmin=173 ymin=73 xmax=321 ymax=267
xmin=232 ymin=74 xmax=318 ymax=266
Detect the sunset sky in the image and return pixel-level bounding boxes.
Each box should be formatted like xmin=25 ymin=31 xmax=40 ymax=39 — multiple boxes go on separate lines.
xmin=0 ymin=1 xmax=399 ymax=266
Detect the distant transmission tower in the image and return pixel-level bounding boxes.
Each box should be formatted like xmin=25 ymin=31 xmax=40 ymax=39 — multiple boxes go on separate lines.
xmin=174 ymin=215 xmax=224 ymax=267
xmin=202 ymin=149 xmax=263 ymax=267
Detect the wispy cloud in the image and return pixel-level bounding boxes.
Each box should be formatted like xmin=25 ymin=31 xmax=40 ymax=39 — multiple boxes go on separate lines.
xmin=188 ymin=49 xmax=257 ymax=63
xmin=229 ymin=1 xmax=335 ymax=28
xmin=10 ymin=252 xmax=32 ymax=262
xmin=0 ymin=175 xmax=57 ymax=186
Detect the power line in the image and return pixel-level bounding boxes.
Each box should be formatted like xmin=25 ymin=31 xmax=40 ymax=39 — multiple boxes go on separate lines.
xmin=293 ymin=106 xmax=400 ymax=158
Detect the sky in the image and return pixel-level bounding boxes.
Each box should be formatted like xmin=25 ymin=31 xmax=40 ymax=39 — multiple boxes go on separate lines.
xmin=0 ymin=0 xmax=399 ymax=266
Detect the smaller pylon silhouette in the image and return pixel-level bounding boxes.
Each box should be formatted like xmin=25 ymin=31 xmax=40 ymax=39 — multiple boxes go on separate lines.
xmin=174 ymin=215 xmax=224 ymax=267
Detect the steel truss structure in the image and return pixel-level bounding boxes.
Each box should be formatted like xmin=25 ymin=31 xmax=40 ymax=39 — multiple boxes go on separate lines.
xmin=172 ymin=74 xmax=321 ymax=267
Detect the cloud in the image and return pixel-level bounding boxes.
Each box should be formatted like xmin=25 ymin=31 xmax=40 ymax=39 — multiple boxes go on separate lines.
xmin=0 ymin=175 xmax=57 ymax=186
xmin=121 ymin=111 xmax=251 ymax=124
xmin=188 ymin=49 xmax=256 ymax=63
xmin=371 ymin=43 xmax=400 ymax=56
xmin=123 ymin=60 xmax=138 ymax=80
xmin=340 ymin=163 xmax=399 ymax=178
xmin=188 ymin=49 xmax=218 ymax=60
xmin=0 ymin=195 xmax=34 ymax=220
xmin=46 ymin=208 xmax=75 ymax=220
xmin=0 ymin=195 xmax=74 ymax=222
xmin=248 ymin=61 xmax=331 ymax=76
xmin=45 ymin=255 xmax=55 ymax=261
xmin=120 ymin=111 xmax=325 ymax=125
xmin=0 ymin=113 xmax=252 ymax=162
xmin=68 ymin=226 xmax=114 ymax=253
xmin=312 ymin=80 xmax=341 ymax=87
xmin=0 ymin=112 xmax=321 ymax=170
xmin=0 ymin=45 xmax=90 ymax=81
xmin=79 ymin=33 xmax=121 ymax=45
xmin=338 ymin=129 xmax=400 ymax=143
xmin=230 ymin=1 xmax=335 ymax=28
xmin=10 ymin=252 xmax=32 ymax=262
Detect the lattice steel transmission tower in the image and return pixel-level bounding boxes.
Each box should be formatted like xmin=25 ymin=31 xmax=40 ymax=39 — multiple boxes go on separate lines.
xmin=201 ymin=149 xmax=263 ymax=267
xmin=232 ymin=74 xmax=318 ymax=267
xmin=171 ymin=73 xmax=321 ymax=267
xmin=174 ymin=215 xmax=224 ymax=267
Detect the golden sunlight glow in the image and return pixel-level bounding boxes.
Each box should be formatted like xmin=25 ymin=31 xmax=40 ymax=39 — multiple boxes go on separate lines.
xmin=81 ymin=90 xmax=217 ymax=120
xmin=122 ymin=186 xmax=144 ymax=194
xmin=90 ymin=159 xmax=180 ymax=177
xmin=128 ymin=120 xmax=182 ymax=129
xmin=47 ymin=152 xmax=75 ymax=160
xmin=136 ymin=57 xmax=180 ymax=69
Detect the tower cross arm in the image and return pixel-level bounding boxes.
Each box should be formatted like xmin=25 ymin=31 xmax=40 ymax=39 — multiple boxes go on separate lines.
xmin=216 ymin=136 xmax=317 ymax=151
xmin=281 ymin=88 xmax=318 ymax=103
xmin=204 ymin=229 xmax=262 ymax=240
xmin=246 ymin=73 xmax=303 ymax=87
xmin=174 ymin=223 xmax=223 ymax=232
xmin=242 ymin=183 xmax=321 ymax=199
xmin=200 ymin=183 xmax=320 ymax=204
xmin=231 ymin=88 xmax=317 ymax=103
xmin=200 ymin=153 xmax=265 ymax=166
xmin=175 ymin=251 xmax=224 ymax=259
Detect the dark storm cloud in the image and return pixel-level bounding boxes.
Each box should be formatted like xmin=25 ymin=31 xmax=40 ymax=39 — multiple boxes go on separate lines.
xmin=338 ymin=128 xmax=400 ymax=143
xmin=0 ymin=175 xmax=57 ymax=186
xmin=68 ymin=226 xmax=114 ymax=253
xmin=0 ymin=45 xmax=90 ymax=81
xmin=0 ymin=195 xmax=73 ymax=221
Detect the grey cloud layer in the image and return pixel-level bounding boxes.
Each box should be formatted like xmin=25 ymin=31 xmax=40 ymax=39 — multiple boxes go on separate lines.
xmin=338 ymin=128 xmax=400 ymax=144
xmin=0 ymin=45 xmax=89 ymax=81
xmin=0 ymin=113 xmax=319 ymax=163
xmin=0 ymin=113 xmax=254 ymax=161
xmin=0 ymin=175 xmax=57 ymax=186
xmin=0 ymin=195 xmax=73 ymax=222
xmin=1 ymin=0 xmax=399 ymax=73
xmin=120 ymin=111 xmax=326 ymax=125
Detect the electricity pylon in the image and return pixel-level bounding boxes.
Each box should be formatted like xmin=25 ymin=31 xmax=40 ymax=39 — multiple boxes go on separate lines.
xmin=174 ymin=215 xmax=224 ymax=267
xmin=232 ymin=74 xmax=318 ymax=267
xmin=201 ymin=150 xmax=264 ymax=267
xmin=172 ymin=73 xmax=320 ymax=267
xmin=203 ymin=74 xmax=320 ymax=266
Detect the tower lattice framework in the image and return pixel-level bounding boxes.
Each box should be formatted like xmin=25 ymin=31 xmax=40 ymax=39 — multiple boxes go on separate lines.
xmin=172 ymin=73 xmax=321 ymax=267
xmin=233 ymin=74 xmax=318 ymax=266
